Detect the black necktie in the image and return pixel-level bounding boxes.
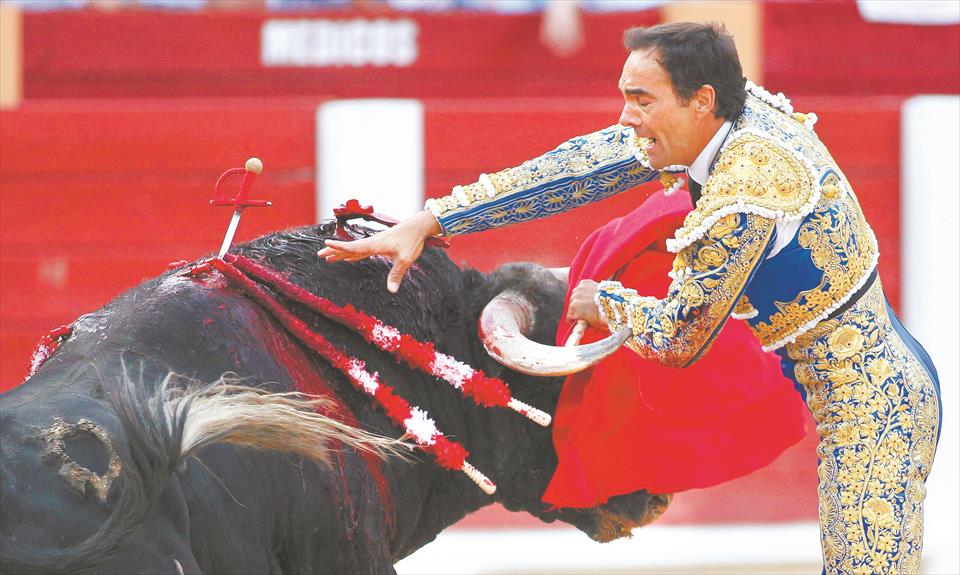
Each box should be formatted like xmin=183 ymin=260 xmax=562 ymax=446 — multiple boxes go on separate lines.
xmin=688 ymin=177 xmax=703 ymax=207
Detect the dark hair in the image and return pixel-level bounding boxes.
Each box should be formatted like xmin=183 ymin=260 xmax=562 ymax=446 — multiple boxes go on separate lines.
xmin=624 ymin=22 xmax=746 ymax=121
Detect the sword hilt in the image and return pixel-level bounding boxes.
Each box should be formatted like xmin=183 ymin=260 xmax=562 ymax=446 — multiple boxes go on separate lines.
xmin=212 ymin=158 xmax=271 ymax=258
xmin=211 ymin=157 xmax=271 ymax=208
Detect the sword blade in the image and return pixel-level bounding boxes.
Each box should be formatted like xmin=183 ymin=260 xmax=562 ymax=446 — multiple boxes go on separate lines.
xmin=218 ymin=210 xmax=243 ymax=257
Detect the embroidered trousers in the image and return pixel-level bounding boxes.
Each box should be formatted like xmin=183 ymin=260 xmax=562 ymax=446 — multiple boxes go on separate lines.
xmin=782 ymin=281 xmax=941 ymax=574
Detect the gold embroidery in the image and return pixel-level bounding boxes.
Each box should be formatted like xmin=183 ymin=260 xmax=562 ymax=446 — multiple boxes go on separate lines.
xmin=430 ymin=125 xmax=655 ymax=233
xmin=822 ymin=185 xmax=842 ymax=200
xmin=677 ymin=96 xmax=883 ymax=350
xmin=634 ymin=136 xmax=652 ymax=166
xmin=433 ymin=195 xmax=461 ymax=215
xmin=598 ymin=212 xmax=775 ymax=367
xmin=787 ymin=282 xmax=939 ymax=575
xmin=484 ymin=141 xmax=642 ymax=198
xmin=750 ymin=194 xmax=877 ymax=348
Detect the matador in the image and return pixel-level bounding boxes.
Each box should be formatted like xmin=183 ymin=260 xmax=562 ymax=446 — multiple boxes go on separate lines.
xmin=320 ymin=22 xmax=942 ymax=575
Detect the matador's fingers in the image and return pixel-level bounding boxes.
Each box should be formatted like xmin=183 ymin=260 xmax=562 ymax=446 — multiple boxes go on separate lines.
xmin=318 ymin=237 xmax=382 ymax=261
xmin=387 ymin=258 xmax=414 ymax=293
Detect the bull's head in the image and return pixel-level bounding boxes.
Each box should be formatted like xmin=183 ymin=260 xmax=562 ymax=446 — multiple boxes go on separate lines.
xmin=466 ymin=262 xmax=669 ymax=543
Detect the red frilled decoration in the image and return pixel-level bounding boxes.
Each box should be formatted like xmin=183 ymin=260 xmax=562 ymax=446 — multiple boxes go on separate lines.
xmin=227 ymin=254 xmax=549 ymax=426
xmin=188 ymin=253 xmax=551 ymax=494
xmin=204 ymin=257 xmax=474 ymax=472
xmin=542 ymin=190 xmax=809 ymax=508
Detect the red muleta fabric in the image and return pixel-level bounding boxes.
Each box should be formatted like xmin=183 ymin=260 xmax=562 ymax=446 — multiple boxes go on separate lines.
xmin=542 ymin=190 xmax=808 ymax=508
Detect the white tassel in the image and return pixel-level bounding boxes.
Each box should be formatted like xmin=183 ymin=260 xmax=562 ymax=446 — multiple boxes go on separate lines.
xmin=479 ymin=173 xmax=498 ymax=198
xmin=731 ymin=308 xmax=759 ymax=320
xmin=403 ymin=408 xmax=439 ymax=446
xmin=452 ymin=185 xmax=470 ymax=207
xmin=424 ymin=198 xmax=441 ymax=218
xmin=746 ymin=80 xmax=794 ymax=115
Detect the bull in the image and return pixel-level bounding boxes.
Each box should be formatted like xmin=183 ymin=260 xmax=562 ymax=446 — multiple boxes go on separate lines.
xmin=0 ymin=220 xmax=668 ymax=574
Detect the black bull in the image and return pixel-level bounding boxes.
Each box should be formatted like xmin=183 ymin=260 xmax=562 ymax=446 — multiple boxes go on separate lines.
xmin=0 ymin=222 xmax=669 ymax=574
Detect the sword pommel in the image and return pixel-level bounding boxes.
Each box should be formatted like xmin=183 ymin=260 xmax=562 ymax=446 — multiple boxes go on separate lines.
xmin=245 ymin=157 xmax=263 ymax=175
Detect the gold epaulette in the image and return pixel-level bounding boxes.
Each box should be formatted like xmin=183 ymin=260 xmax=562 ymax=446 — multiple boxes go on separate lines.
xmin=666 ymin=132 xmax=818 ymax=253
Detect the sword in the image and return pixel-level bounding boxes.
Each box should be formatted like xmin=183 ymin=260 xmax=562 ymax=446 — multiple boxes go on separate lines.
xmin=211 ymin=157 xmax=270 ymax=258
xmin=218 ymin=210 xmax=244 ymax=258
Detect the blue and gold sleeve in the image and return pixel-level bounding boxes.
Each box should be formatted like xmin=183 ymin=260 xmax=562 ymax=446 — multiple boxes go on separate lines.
xmin=596 ymin=212 xmax=777 ymax=368
xmin=425 ymin=124 xmax=658 ymax=236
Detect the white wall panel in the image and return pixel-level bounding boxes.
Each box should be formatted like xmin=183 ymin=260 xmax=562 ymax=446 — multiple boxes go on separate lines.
xmin=902 ymin=94 xmax=960 ymax=575
xmin=317 ymin=99 xmax=423 ymax=222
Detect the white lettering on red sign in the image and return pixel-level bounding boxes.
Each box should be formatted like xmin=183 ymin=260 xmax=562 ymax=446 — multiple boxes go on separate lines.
xmin=261 ymin=18 xmax=419 ymax=67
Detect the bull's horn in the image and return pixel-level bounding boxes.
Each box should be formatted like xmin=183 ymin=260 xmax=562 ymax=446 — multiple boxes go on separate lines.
xmin=479 ymin=290 xmax=631 ymax=376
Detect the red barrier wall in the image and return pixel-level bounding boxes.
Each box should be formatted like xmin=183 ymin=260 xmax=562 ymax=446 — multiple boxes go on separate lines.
xmin=764 ymin=1 xmax=960 ymax=96
xmin=1 ymin=97 xmax=320 ymax=388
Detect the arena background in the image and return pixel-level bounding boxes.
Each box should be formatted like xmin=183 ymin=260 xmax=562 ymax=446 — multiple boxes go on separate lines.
xmin=0 ymin=0 xmax=957 ymax=573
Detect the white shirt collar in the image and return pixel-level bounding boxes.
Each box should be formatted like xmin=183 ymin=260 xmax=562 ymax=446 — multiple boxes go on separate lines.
xmin=687 ymin=120 xmax=733 ymax=186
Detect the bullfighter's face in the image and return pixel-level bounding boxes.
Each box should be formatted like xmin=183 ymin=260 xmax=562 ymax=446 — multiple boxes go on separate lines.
xmin=618 ymin=49 xmax=708 ymax=170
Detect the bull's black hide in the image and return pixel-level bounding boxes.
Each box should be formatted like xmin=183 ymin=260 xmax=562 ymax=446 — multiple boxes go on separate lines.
xmin=0 ymin=222 xmax=663 ymax=575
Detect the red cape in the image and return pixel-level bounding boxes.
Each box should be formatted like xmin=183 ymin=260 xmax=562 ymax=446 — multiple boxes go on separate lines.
xmin=542 ymin=190 xmax=808 ymax=508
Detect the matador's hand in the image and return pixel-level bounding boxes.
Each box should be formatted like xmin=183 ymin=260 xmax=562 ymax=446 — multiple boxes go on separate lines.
xmin=318 ymin=211 xmax=442 ymax=293
xmin=566 ymin=279 xmax=605 ymax=329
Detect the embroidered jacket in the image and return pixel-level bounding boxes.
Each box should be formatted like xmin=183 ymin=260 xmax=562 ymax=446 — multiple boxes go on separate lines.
xmin=425 ymin=124 xmax=660 ymax=235
xmin=427 ymin=87 xmax=878 ymax=366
